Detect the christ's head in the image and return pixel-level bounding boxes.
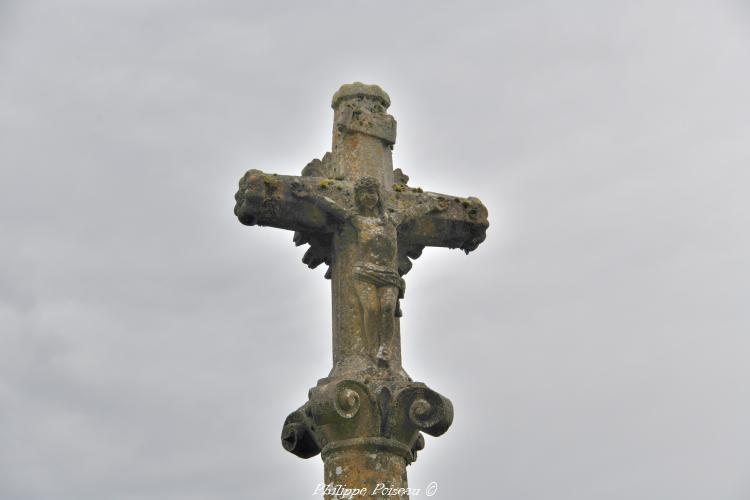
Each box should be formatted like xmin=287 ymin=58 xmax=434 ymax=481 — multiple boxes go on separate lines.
xmin=354 ymin=176 xmax=381 ymax=215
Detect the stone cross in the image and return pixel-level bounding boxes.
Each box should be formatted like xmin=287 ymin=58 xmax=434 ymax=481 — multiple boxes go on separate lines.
xmin=234 ymin=83 xmax=488 ymax=499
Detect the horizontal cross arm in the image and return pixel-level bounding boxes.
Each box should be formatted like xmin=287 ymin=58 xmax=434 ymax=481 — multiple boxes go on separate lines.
xmin=234 ymin=169 xmax=352 ymax=233
xmin=392 ymin=190 xmax=489 ymax=254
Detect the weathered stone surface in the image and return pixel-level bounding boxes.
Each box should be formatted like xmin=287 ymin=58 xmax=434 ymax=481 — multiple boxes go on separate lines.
xmin=234 ymin=83 xmax=488 ymax=499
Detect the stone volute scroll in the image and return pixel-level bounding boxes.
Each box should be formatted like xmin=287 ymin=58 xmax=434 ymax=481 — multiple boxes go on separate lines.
xmin=234 ymin=82 xmax=488 ymax=499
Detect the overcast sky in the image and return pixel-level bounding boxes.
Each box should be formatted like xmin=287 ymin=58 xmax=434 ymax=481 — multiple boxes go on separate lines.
xmin=1 ymin=1 xmax=749 ymax=499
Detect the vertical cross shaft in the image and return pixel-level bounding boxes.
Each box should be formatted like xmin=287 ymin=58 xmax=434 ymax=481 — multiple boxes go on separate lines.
xmin=328 ymin=84 xmax=405 ymax=379
xmin=330 ymin=84 xmax=396 ymax=187
xmin=233 ymin=83 xmax=489 ymax=499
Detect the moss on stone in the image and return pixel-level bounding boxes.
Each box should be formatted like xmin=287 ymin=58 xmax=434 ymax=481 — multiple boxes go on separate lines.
xmin=262 ymin=174 xmax=280 ymax=194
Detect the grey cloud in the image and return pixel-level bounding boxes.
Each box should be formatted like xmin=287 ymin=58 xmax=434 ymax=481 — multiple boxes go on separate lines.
xmin=1 ymin=1 xmax=749 ymax=499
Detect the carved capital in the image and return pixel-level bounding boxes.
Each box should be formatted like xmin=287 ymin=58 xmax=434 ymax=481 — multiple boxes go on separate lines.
xmin=280 ymin=377 xmax=452 ymax=464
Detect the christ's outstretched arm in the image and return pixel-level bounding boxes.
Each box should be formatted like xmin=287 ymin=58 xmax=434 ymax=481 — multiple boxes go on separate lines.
xmin=234 ymin=169 xmax=352 ymax=233
xmin=290 ymin=180 xmax=352 ymax=223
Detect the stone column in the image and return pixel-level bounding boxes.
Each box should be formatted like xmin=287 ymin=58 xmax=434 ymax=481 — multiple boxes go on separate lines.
xmin=323 ymin=442 xmax=409 ymax=499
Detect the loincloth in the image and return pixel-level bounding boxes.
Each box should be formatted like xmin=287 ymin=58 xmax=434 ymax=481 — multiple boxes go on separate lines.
xmin=354 ymin=264 xmax=405 ymax=299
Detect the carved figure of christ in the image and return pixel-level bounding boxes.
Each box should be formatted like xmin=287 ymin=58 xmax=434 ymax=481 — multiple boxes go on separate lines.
xmin=295 ymin=175 xmax=406 ymax=368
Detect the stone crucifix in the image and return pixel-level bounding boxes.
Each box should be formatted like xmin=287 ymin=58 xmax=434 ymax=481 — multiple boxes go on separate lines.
xmin=234 ymin=83 xmax=488 ymax=499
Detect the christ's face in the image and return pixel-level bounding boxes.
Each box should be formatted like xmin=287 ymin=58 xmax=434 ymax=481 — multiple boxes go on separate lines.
xmin=357 ymin=188 xmax=379 ymax=212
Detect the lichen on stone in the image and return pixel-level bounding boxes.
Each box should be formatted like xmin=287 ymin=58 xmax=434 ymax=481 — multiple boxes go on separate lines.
xmin=262 ymin=174 xmax=280 ymax=193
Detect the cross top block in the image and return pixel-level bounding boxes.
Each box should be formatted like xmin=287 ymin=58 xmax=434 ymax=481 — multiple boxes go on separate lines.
xmin=332 ymin=82 xmax=391 ymax=109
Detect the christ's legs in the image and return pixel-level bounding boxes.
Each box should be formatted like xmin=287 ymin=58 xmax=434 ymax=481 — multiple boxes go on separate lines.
xmin=354 ymin=280 xmax=380 ymax=363
xmin=376 ymin=286 xmax=398 ymax=366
